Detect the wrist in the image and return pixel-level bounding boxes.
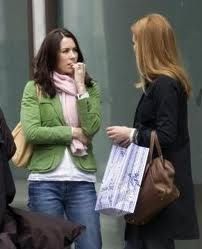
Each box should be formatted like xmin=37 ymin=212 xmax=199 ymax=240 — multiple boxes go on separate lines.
xmin=72 ymin=127 xmax=80 ymax=139
xmin=132 ymin=129 xmax=138 ymax=143
xmin=77 ymin=86 xmax=86 ymax=95
xmin=129 ymin=128 xmax=135 ymax=142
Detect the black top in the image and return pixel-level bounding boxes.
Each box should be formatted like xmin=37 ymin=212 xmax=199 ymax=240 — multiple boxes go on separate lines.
xmin=0 ymin=108 xmax=16 ymax=226
xmin=126 ymin=75 xmax=199 ymax=239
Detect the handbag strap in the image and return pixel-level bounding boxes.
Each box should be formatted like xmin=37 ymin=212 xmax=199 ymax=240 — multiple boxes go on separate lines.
xmin=148 ymin=130 xmax=163 ymax=163
xmin=143 ymin=131 xmax=164 ymax=178
xmin=153 ymin=131 xmax=163 ymax=160
xmin=36 ymin=84 xmax=42 ymax=100
xmin=148 ymin=131 xmax=163 ymax=163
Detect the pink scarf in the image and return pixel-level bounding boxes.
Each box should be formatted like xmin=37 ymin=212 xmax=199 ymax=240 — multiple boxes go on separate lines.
xmin=53 ymin=71 xmax=87 ymax=156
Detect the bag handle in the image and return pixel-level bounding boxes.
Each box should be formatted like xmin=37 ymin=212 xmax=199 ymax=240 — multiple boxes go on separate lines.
xmin=36 ymin=84 xmax=42 ymax=100
xmin=143 ymin=131 xmax=164 ymax=178
xmin=148 ymin=131 xmax=163 ymax=163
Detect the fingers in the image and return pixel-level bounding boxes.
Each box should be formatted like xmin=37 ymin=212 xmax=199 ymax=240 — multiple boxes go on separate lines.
xmin=106 ymin=126 xmax=118 ymax=136
xmin=74 ymin=63 xmax=86 ymax=91
xmin=119 ymin=138 xmax=130 ymax=148
xmin=106 ymin=126 xmax=117 ymax=131
xmin=106 ymin=126 xmax=120 ymax=143
xmin=106 ymin=131 xmax=118 ymax=141
xmin=73 ymin=62 xmax=85 ymax=72
xmin=79 ymin=131 xmax=89 ymax=145
xmin=106 ymin=126 xmax=132 ymax=146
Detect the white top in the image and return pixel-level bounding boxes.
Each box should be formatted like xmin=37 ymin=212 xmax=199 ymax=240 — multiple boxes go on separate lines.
xmin=28 ymin=91 xmax=96 ymax=182
xmin=28 ymin=148 xmax=96 ymax=182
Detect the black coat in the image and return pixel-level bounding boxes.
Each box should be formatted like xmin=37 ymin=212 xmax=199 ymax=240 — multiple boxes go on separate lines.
xmin=125 ymin=75 xmax=199 ymax=240
xmin=0 ymin=109 xmax=16 ymax=227
xmin=0 ymin=108 xmax=85 ymax=249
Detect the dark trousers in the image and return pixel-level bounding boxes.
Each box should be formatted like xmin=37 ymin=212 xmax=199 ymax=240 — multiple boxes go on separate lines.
xmin=124 ymin=225 xmax=175 ymax=249
xmin=124 ymin=238 xmax=175 ymax=249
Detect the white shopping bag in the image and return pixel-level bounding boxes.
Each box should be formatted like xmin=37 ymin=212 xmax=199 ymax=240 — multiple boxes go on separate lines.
xmin=95 ymin=143 xmax=149 ymax=216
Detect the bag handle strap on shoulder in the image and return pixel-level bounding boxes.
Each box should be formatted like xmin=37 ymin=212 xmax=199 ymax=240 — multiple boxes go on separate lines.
xmin=143 ymin=131 xmax=164 ymax=180
xmin=36 ymin=84 xmax=42 ymax=100
xmin=148 ymin=131 xmax=164 ymax=163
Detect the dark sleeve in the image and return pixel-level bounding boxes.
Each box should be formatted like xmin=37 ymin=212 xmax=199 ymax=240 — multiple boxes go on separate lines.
xmin=0 ymin=108 xmax=16 ymax=160
xmin=0 ymin=108 xmax=17 ymax=226
xmin=0 ymin=136 xmax=6 ymax=227
xmin=136 ymin=77 xmax=179 ymax=148
xmin=0 ymin=176 xmax=6 ymax=227
xmin=0 ymin=110 xmax=16 ymax=226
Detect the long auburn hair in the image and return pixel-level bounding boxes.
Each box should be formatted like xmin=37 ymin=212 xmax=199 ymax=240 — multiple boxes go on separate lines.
xmin=33 ymin=28 xmax=93 ymax=98
xmin=131 ymin=14 xmax=191 ymax=96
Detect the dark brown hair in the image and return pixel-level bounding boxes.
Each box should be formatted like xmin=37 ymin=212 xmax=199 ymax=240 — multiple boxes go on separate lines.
xmin=33 ymin=28 xmax=93 ymax=98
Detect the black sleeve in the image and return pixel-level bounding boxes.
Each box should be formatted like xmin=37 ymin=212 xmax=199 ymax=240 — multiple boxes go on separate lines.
xmin=0 ymin=136 xmax=6 ymax=227
xmin=0 ymin=109 xmax=16 ymax=226
xmin=136 ymin=77 xmax=179 ymax=148
xmin=0 ymin=108 xmax=16 ymax=160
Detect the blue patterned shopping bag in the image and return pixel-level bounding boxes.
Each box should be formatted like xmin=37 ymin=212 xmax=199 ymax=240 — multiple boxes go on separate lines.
xmin=95 ymin=143 xmax=149 ymax=216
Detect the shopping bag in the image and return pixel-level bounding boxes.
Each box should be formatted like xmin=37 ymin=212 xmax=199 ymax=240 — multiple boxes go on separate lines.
xmin=95 ymin=143 xmax=149 ymax=216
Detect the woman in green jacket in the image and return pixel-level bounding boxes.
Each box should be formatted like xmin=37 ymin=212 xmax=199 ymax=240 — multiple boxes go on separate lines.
xmin=20 ymin=28 xmax=102 ymax=249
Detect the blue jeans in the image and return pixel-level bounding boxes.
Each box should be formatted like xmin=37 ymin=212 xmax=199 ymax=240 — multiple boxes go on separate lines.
xmin=28 ymin=181 xmax=102 ymax=249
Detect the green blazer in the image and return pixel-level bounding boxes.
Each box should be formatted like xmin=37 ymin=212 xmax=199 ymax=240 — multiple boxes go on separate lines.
xmin=20 ymin=81 xmax=101 ymax=173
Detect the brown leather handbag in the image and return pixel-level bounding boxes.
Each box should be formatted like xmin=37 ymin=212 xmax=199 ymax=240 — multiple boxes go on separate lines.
xmin=125 ymin=131 xmax=180 ymax=225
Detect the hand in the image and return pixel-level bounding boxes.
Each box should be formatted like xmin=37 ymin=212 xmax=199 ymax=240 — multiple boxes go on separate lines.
xmin=73 ymin=63 xmax=86 ymax=94
xmin=72 ymin=127 xmax=90 ymax=145
xmin=119 ymin=138 xmax=131 ymax=148
xmin=106 ymin=126 xmax=133 ymax=145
